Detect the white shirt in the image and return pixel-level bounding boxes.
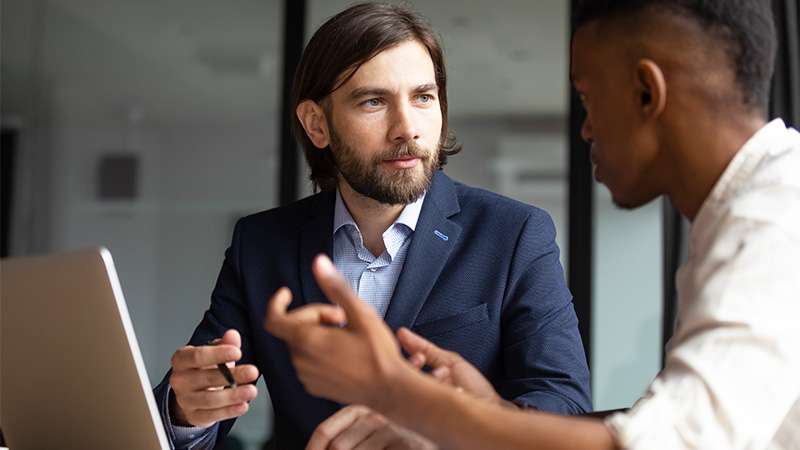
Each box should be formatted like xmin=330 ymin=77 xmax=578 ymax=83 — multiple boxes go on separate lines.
xmin=607 ymin=119 xmax=800 ymax=450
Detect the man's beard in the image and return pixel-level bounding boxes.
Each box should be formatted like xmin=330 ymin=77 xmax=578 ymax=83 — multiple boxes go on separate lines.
xmin=329 ymin=127 xmax=439 ymax=205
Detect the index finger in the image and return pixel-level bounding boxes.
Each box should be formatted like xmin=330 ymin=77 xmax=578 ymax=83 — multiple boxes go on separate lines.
xmin=264 ymin=287 xmax=296 ymax=340
xmin=264 ymin=288 xmax=347 ymax=340
xmin=312 ymin=254 xmax=376 ymax=329
xmin=396 ymin=327 xmax=458 ymax=369
xmin=172 ymin=344 xmax=241 ymax=371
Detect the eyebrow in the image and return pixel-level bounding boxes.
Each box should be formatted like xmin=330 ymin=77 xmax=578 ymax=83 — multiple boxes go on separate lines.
xmin=348 ymin=83 xmax=438 ymax=100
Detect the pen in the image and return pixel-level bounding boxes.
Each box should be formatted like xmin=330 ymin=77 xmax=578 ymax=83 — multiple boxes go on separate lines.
xmin=207 ymin=339 xmax=237 ymax=389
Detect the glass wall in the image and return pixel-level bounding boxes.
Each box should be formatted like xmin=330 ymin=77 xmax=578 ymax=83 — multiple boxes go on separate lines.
xmin=592 ymin=188 xmax=663 ymax=410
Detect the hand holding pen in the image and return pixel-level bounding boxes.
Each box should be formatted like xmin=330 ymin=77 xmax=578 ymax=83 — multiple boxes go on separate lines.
xmin=168 ymin=329 xmax=260 ymax=428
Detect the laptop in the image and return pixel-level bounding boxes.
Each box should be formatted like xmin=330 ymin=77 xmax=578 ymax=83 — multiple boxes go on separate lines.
xmin=1 ymin=248 xmax=169 ymax=449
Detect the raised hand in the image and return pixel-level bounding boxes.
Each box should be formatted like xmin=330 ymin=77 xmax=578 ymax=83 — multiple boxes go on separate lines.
xmin=264 ymin=254 xmax=411 ymax=410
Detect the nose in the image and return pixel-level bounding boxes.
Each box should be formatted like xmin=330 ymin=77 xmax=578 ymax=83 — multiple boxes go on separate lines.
xmin=580 ymin=116 xmax=593 ymax=144
xmin=389 ymin=103 xmax=420 ymax=144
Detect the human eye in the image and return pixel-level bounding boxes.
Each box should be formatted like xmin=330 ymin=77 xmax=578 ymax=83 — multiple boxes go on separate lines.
xmin=415 ymin=93 xmax=436 ymax=105
xmin=360 ymin=98 xmax=384 ymax=109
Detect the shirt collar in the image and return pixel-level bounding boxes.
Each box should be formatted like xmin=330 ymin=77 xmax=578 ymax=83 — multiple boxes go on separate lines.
xmin=333 ymin=190 xmax=426 ymax=235
xmin=333 ymin=190 xmax=426 ymax=260
xmin=691 ymin=119 xmax=787 ymax=246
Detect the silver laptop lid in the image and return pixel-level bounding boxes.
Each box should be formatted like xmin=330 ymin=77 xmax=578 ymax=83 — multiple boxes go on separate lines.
xmin=1 ymin=248 xmax=169 ymax=449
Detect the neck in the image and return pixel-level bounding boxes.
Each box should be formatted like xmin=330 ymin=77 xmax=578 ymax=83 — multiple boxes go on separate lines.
xmin=666 ymin=113 xmax=767 ymax=221
xmin=338 ymin=180 xmax=405 ymax=257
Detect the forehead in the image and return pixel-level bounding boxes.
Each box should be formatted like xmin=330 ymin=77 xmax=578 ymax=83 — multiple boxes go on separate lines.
xmin=570 ymin=27 xmax=599 ymax=85
xmin=341 ymin=39 xmax=436 ymax=90
xmin=571 ymin=25 xmax=628 ymax=88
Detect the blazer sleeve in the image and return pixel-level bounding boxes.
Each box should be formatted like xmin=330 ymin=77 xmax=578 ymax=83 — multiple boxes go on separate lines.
xmin=498 ymin=210 xmax=592 ymax=415
xmin=153 ymin=219 xmax=257 ymax=448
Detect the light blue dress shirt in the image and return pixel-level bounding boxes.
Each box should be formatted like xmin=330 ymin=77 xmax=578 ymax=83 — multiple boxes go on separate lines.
xmin=168 ymin=191 xmax=424 ymax=448
xmin=332 ymin=189 xmax=424 ymax=317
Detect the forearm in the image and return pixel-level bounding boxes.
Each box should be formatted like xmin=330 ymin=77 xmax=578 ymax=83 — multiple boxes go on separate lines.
xmin=380 ymin=368 xmax=617 ymax=450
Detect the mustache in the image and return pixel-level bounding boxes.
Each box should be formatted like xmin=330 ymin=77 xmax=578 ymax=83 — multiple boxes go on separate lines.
xmin=380 ymin=141 xmax=432 ymax=160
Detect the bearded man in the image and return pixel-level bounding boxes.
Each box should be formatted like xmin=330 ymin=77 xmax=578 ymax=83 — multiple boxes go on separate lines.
xmin=153 ymin=3 xmax=591 ymax=449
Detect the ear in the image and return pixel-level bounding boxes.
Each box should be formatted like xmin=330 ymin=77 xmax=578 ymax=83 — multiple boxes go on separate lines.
xmin=296 ymin=100 xmax=331 ymax=149
xmin=635 ymin=59 xmax=667 ymax=119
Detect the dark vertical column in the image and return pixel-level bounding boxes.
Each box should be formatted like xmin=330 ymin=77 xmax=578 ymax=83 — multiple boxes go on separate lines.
xmin=278 ymin=0 xmax=307 ymax=206
xmin=1 ymin=128 xmax=18 ymax=258
xmin=568 ymin=0 xmax=594 ymax=369
xmin=770 ymin=0 xmax=800 ymax=128
xmin=661 ymin=199 xmax=682 ymax=364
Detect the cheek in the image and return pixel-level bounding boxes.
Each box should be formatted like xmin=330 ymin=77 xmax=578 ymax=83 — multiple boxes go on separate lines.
xmin=337 ymin=115 xmax=387 ymax=147
xmin=422 ymin=107 xmax=444 ymax=143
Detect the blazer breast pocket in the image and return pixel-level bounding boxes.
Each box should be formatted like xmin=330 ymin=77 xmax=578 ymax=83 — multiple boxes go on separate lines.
xmin=412 ymin=303 xmax=489 ymax=338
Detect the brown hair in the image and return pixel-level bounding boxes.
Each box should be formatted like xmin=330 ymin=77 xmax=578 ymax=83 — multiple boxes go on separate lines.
xmin=292 ymin=2 xmax=462 ymax=192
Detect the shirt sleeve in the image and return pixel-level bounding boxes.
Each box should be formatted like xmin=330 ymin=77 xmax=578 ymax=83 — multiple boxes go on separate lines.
xmin=159 ymin=383 xmax=219 ymax=450
xmin=605 ymin=221 xmax=800 ymax=449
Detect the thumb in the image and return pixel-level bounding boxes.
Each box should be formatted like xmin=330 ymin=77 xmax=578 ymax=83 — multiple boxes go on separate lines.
xmin=221 ymin=328 xmax=242 ymax=349
xmin=312 ymin=254 xmax=374 ymax=329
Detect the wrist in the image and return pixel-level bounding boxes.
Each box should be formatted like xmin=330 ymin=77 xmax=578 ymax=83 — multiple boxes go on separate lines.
xmin=372 ymin=362 xmax=419 ymax=417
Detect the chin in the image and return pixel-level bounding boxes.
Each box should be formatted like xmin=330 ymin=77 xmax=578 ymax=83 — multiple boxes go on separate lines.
xmin=611 ymin=197 xmax=641 ymax=210
xmin=610 ymin=189 xmax=660 ymax=210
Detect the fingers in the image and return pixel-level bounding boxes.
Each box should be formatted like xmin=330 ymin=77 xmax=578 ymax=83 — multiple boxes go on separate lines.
xmin=172 ymin=364 xmax=259 ymax=392
xmin=319 ymin=305 xmax=347 ymax=327
xmin=409 ymin=352 xmax=426 ymax=369
xmin=396 ymin=327 xmax=458 ymax=369
xmin=220 ymin=329 xmax=241 ymax=349
xmin=306 ymin=405 xmax=371 ymax=450
xmin=264 ymin=286 xmax=349 ymax=340
xmin=431 ymin=366 xmax=451 ymax=383
xmin=286 ymin=304 xmax=347 ymax=327
xmin=171 ymin=344 xmax=241 ymax=371
xmin=178 ymin=383 xmax=258 ymax=411
xmin=307 ymin=405 xmax=389 ymax=450
xmin=353 ymin=426 xmax=400 ymax=450
xmin=354 ymin=423 xmax=437 ymax=450
xmin=330 ymin=412 xmax=389 ymax=450
xmin=170 ymin=337 xmax=260 ymax=428
xmin=312 ymin=254 xmax=375 ymax=329
xmin=181 ymin=397 xmax=253 ymax=428
xmin=264 ymin=287 xmax=294 ymax=339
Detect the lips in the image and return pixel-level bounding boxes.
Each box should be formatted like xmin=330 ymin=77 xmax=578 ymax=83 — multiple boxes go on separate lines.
xmin=383 ymin=157 xmax=420 ymax=169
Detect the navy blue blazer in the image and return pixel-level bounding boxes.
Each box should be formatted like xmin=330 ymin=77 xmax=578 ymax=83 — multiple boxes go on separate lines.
xmin=155 ymin=171 xmax=591 ymax=449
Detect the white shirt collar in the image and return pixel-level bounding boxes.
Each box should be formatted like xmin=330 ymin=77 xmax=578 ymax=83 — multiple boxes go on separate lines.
xmin=333 ymin=190 xmax=426 ymax=260
xmin=692 ymin=119 xmax=788 ymax=246
xmin=333 ymin=190 xmax=426 ymax=235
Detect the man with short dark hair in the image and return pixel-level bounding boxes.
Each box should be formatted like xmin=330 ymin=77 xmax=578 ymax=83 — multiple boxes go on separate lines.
xmin=153 ymin=3 xmax=591 ymax=449
xmin=267 ymin=1 xmax=800 ymax=449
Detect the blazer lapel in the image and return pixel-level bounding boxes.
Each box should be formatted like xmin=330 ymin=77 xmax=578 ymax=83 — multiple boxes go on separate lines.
xmin=298 ymin=191 xmax=336 ymax=305
xmin=384 ymin=171 xmax=462 ymax=331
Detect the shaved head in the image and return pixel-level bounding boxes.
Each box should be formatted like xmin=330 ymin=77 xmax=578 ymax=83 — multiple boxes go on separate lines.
xmin=573 ymin=0 xmax=776 ymax=115
xmin=575 ymin=10 xmax=744 ymax=120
